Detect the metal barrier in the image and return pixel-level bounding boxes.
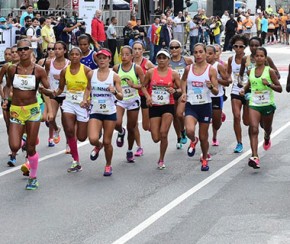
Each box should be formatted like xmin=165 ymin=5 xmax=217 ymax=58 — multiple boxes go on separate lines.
xmin=0 ymin=8 xmax=73 ymax=18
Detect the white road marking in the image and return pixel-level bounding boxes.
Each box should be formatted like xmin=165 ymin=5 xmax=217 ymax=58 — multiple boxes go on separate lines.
xmin=111 ymin=121 xmax=290 ymax=244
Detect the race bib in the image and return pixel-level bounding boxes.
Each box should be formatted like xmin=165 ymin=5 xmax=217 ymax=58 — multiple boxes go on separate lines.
xmin=151 ymin=86 xmax=170 ymax=105
xmin=122 ymin=86 xmax=135 ymax=99
xmin=92 ymin=99 xmax=110 ymax=113
xmin=13 ymin=74 xmax=36 ymax=90
xmin=66 ymin=91 xmax=84 ymax=104
xmin=252 ymin=90 xmax=270 ymax=105
xmin=187 ymin=81 xmax=207 ymax=105
xmin=176 ymin=68 xmax=184 ymax=78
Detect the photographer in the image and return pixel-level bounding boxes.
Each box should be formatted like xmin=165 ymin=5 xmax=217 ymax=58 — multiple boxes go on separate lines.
xmin=54 ymin=16 xmax=82 ymax=48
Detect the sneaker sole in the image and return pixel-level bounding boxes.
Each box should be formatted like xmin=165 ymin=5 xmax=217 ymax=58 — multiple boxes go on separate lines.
xmin=248 ymin=161 xmax=260 ymax=169
xmin=7 ymin=162 xmax=16 ymax=167
xmin=21 ymin=165 xmax=30 ymax=176
xmin=201 ymin=165 xmax=209 ymax=171
xmin=187 ymin=148 xmax=196 ymax=157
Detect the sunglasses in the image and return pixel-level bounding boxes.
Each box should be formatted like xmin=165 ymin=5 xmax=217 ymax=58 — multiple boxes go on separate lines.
xmin=170 ymin=46 xmax=180 ymax=50
xmin=233 ymin=44 xmax=245 ymax=49
xmin=47 ymin=48 xmax=55 ymax=51
xmin=17 ymin=46 xmax=30 ymax=51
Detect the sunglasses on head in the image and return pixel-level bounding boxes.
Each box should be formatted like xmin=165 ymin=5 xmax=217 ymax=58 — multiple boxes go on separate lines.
xmin=233 ymin=44 xmax=245 ymax=49
xmin=47 ymin=47 xmax=55 ymax=51
xmin=170 ymin=46 xmax=180 ymax=50
xmin=17 ymin=46 xmax=30 ymax=51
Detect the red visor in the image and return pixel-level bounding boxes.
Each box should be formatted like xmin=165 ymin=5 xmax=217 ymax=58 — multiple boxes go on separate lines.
xmin=96 ymin=49 xmax=111 ymax=57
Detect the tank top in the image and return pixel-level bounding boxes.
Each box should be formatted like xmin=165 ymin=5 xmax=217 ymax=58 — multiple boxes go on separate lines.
xmin=80 ymin=50 xmax=98 ymax=70
xmin=117 ymin=63 xmax=139 ymax=101
xmin=186 ymin=64 xmax=212 ymax=105
xmin=13 ymin=64 xmax=38 ymax=91
xmin=249 ymin=66 xmax=275 ymax=107
xmin=210 ymin=62 xmax=224 ymax=97
xmin=137 ymin=57 xmax=148 ymax=96
xmin=65 ymin=64 xmax=88 ymax=104
xmin=149 ymin=67 xmax=174 ymax=106
xmin=230 ymin=54 xmax=242 ymax=95
xmin=286 ymin=20 xmax=290 ymax=29
xmin=170 ymin=57 xmax=187 ymax=78
xmin=90 ymin=69 xmax=116 ymax=115
xmin=49 ymin=58 xmax=69 ymax=97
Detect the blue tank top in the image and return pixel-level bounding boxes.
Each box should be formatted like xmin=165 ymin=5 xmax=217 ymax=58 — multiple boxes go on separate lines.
xmin=80 ymin=50 xmax=98 ymax=69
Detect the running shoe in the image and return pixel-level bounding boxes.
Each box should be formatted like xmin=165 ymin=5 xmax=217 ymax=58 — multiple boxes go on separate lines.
xmin=181 ymin=130 xmax=188 ymax=144
xmin=21 ymin=138 xmax=27 ymax=151
xmin=263 ymin=138 xmax=271 ymax=151
xmin=248 ymin=156 xmax=260 ymax=169
xmin=126 ymin=151 xmax=135 ymax=163
xmin=67 ymin=161 xmax=82 ymax=173
xmin=134 ymin=147 xmax=144 ymax=157
xmin=201 ymin=158 xmax=209 ymax=171
xmin=221 ymin=112 xmax=226 ymax=122
xmin=187 ymin=137 xmax=199 ymax=157
xmin=53 ymin=126 xmax=61 ymax=144
xmin=176 ymin=142 xmax=182 ymax=149
xmin=157 ymin=160 xmax=165 ymax=170
xmin=234 ymin=142 xmax=243 ymax=153
xmin=200 ymin=153 xmax=212 ymax=161
xmin=25 ymin=178 xmax=39 ymax=190
xmin=116 ymin=127 xmax=126 ymax=147
xmin=212 ymin=139 xmax=219 ymax=146
xmin=48 ymin=138 xmax=55 ymax=147
xmin=103 ymin=165 xmax=112 ymax=176
xmin=7 ymin=156 xmax=16 ymax=167
xmin=21 ymin=161 xmax=30 ymax=176
xmin=65 ymin=144 xmax=71 ymax=154
xmin=90 ymin=143 xmax=103 ymax=161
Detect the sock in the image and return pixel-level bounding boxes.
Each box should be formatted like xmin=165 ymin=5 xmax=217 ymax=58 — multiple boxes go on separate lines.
xmin=177 ymin=138 xmax=181 ymax=143
xmin=67 ymin=137 xmax=79 ymax=163
xmin=28 ymin=152 xmax=39 ymax=178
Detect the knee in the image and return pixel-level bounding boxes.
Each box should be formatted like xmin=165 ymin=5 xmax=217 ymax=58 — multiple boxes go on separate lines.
xmin=78 ymin=134 xmax=87 ymax=142
xmin=160 ymin=131 xmax=168 ymax=140
xmin=250 ymin=126 xmax=259 ymax=136
xmin=26 ymin=145 xmax=36 ymax=156
xmin=186 ymin=127 xmax=195 ymax=138
xmin=233 ymin=114 xmax=241 ymax=122
xmin=89 ymin=136 xmax=99 ymax=146
xmin=103 ymin=139 xmax=112 ymax=148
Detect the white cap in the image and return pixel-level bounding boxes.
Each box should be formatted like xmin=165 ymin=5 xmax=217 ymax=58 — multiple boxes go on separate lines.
xmin=156 ymin=50 xmax=170 ymax=58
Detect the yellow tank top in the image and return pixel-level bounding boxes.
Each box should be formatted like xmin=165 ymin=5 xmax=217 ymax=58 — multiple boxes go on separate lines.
xmin=65 ymin=64 xmax=88 ymax=104
xmin=65 ymin=64 xmax=88 ymax=92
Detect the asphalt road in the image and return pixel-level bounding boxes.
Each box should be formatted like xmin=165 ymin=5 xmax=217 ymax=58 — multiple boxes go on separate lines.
xmin=1 ymin=44 xmax=290 ymax=244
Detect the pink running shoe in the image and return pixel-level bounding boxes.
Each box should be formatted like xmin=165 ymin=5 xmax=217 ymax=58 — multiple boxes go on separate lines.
xmin=263 ymin=139 xmax=271 ymax=151
xmin=212 ymin=139 xmax=219 ymax=146
xmin=134 ymin=147 xmax=144 ymax=157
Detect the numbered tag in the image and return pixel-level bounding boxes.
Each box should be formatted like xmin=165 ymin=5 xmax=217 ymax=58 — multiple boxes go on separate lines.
xmin=176 ymin=68 xmax=184 ymax=78
xmin=252 ymin=90 xmax=270 ymax=105
xmin=92 ymin=99 xmax=110 ymax=113
xmin=187 ymin=81 xmax=208 ymax=105
xmin=14 ymin=74 xmax=36 ymax=90
xmin=122 ymin=86 xmax=135 ymax=99
xmin=151 ymin=86 xmax=170 ymax=105
xmin=66 ymin=91 xmax=84 ymax=104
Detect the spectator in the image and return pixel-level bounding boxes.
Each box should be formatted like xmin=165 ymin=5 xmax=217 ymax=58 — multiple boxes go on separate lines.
xmin=130 ymin=15 xmax=137 ymax=27
xmin=184 ymin=11 xmax=191 ymax=46
xmin=261 ymin=14 xmax=268 ymax=45
xmin=26 ymin=17 xmax=40 ymax=57
xmin=173 ymin=11 xmax=185 ymax=45
xmin=189 ymin=16 xmax=199 ymax=54
xmin=20 ymin=0 xmax=30 ymax=9
xmin=160 ymin=17 xmax=173 ymax=49
xmin=91 ymin=10 xmax=106 ymax=49
xmin=255 ymin=12 xmax=263 ymax=37
xmin=256 ymin=5 xmax=262 ymax=14
xmin=242 ymin=13 xmax=254 ymax=39
xmin=0 ymin=17 xmax=12 ymax=30
xmin=123 ymin=21 xmax=134 ymax=45
xmin=200 ymin=17 xmax=210 ymax=45
xmin=41 ymin=17 xmax=56 ymax=51
xmin=152 ymin=18 xmax=166 ymax=64
xmin=106 ymin=16 xmax=117 ymax=65
xmin=211 ymin=16 xmax=222 ymax=45
xmin=154 ymin=6 xmax=163 ymax=16
xmin=223 ymin=14 xmax=237 ymax=51
xmin=20 ymin=5 xmax=34 ymax=27
xmin=133 ymin=18 xmax=146 ymax=46
xmin=147 ymin=17 xmax=160 ymax=62
xmin=19 ymin=16 xmax=33 ymax=39
xmin=265 ymin=5 xmax=273 ymax=15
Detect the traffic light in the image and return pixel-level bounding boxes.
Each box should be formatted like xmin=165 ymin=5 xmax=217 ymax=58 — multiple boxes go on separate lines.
xmin=185 ymin=0 xmax=192 ymax=8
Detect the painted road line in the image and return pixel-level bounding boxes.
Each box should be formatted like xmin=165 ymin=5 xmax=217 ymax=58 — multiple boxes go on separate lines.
xmin=112 ymin=121 xmax=290 ymax=244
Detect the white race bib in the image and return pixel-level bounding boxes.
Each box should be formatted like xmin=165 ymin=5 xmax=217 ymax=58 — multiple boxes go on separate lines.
xmin=151 ymin=86 xmax=170 ymax=105
xmin=252 ymin=90 xmax=270 ymax=105
xmin=122 ymin=86 xmax=135 ymax=99
xmin=92 ymin=99 xmax=111 ymax=114
xmin=187 ymin=81 xmax=208 ymax=105
xmin=13 ymin=74 xmax=36 ymax=90
xmin=66 ymin=91 xmax=84 ymax=104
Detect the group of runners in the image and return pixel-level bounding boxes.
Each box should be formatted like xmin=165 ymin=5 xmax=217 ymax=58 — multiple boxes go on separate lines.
xmin=0 ymin=33 xmax=283 ymax=190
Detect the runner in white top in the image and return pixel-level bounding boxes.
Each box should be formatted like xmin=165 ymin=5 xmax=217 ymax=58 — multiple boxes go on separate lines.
xmin=227 ymin=34 xmax=248 ymax=153
xmin=181 ymin=43 xmax=218 ymax=171
xmin=45 ymin=41 xmax=70 ymax=147
xmin=82 ymin=48 xmax=123 ymax=176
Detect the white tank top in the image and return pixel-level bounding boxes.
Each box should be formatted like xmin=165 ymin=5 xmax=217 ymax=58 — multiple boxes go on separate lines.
xmin=230 ymin=54 xmax=242 ymax=95
xmin=210 ymin=61 xmax=224 ymax=97
xmin=49 ymin=58 xmax=69 ymax=97
xmin=90 ymin=69 xmax=116 ymax=115
xmin=187 ymin=64 xmax=212 ymax=105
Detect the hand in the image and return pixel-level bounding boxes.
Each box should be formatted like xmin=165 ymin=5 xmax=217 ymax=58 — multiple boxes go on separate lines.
xmin=205 ymin=80 xmax=213 ymax=89
xmin=167 ymin=87 xmax=175 ymax=94
xmin=146 ymin=96 xmax=152 ymax=107
xmin=126 ymin=79 xmax=134 ymax=88
xmin=239 ymin=88 xmax=245 ymax=96
xmin=80 ymin=100 xmax=90 ymax=109
xmin=108 ymin=84 xmax=116 ymax=94
xmin=1 ymin=99 xmax=8 ymax=110
xmin=53 ymin=74 xmax=60 ymax=80
xmin=262 ymin=78 xmax=269 ymax=86
xmin=181 ymin=93 xmax=187 ymax=103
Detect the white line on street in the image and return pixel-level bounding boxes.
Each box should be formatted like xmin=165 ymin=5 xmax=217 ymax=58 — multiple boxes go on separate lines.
xmin=111 ymin=121 xmax=290 ymax=244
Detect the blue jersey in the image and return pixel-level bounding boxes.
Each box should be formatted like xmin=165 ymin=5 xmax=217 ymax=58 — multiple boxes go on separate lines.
xmin=80 ymin=50 xmax=98 ymax=69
